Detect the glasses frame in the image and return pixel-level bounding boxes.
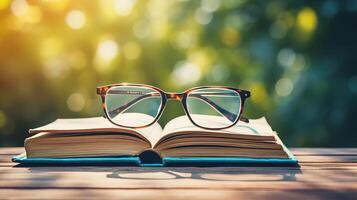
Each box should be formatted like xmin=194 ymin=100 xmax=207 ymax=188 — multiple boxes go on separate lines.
xmin=97 ymin=83 xmax=251 ymax=130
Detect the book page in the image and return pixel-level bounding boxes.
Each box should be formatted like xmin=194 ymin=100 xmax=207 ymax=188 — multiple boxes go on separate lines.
xmin=162 ymin=115 xmax=274 ymax=137
xmin=30 ymin=116 xmax=163 ymax=147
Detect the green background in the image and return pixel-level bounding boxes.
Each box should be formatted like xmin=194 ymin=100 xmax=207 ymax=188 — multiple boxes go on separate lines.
xmin=0 ymin=0 xmax=356 ymax=147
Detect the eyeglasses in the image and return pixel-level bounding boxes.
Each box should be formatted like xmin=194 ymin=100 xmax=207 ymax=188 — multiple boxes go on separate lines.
xmin=97 ymin=83 xmax=251 ymax=130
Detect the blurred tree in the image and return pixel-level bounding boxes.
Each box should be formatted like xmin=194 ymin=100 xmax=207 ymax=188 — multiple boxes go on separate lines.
xmin=0 ymin=0 xmax=356 ymax=147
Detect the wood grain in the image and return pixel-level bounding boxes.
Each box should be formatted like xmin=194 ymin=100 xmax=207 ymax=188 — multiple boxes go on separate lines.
xmin=1 ymin=189 xmax=356 ymax=200
xmin=0 ymin=148 xmax=356 ymax=200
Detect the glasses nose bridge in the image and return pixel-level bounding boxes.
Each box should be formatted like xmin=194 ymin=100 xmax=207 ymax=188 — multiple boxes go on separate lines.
xmin=166 ymin=93 xmax=184 ymax=101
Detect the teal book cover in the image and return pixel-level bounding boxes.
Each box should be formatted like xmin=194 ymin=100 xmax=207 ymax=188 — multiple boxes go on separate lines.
xmin=12 ymin=150 xmax=298 ymax=167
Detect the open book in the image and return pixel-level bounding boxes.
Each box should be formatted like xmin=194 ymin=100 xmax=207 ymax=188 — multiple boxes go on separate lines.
xmin=23 ymin=115 xmax=294 ymax=163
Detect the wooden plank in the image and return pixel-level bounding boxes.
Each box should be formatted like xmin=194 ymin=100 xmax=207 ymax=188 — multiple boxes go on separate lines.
xmin=0 ymin=189 xmax=356 ymax=200
xmin=300 ymin=163 xmax=357 ymax=170
xmin=0 ymin=154 xmax=15 ymax=163
xmin=0 ymin=179 xmax=356 ymax=190
xmin=0 ymin=166 xmax=356 ymax=189
xmin=0 ymin=147 xmax=24 ymax=155
xmin=0 ymin=163 xmax=14 ymax=167
xmin=2 ymin=165 xmax=356 ymax=175
xmin=296 ymin=155 xmax=357 ymax=163
xmin=291 ymin=148 xmax=357 ymax=156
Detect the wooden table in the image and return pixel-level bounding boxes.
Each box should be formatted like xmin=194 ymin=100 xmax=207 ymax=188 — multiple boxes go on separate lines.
xmin=0 ymin=148 xmax=356 ymax=199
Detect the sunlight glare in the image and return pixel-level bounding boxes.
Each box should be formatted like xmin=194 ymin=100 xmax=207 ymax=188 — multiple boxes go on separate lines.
xmin=66 ymin=10 xmax=86 ymax=30
xmin=11 ymin=0 xmax=28 ymax=17
xmin=96 ymin=39 xmax=119 ymax=62
xmin=114 ymin=0 xmax=136 ymax=16
xmin=171 ymin=61 xmax=201 ymax=86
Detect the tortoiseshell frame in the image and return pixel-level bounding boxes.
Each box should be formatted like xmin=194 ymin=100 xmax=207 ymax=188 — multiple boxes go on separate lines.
xmin=97 ymin=83 xmax=251 ymax=130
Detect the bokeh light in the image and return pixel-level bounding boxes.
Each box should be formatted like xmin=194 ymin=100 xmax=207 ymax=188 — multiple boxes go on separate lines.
xmin=171 ymin=61 xmax=202 ymax=86
xmin=93 ymin=38 xmax=120 ymax=74
xmin=275 ymin=78 xmax=294 ymax=97
xmin=114 ymin=0 xmax=136 ymax=16
xmin=67 ymin=93 xmax=86 ymax=112
xmin=96 ymin=39 xmax=119 ymax=62
xmin=297 ymin=7 xmax=318 ymax=33
xmin=66 ymin=10 xmax=86 ymax=30
xmin=11 ymin=0 xmax=28 ymax=17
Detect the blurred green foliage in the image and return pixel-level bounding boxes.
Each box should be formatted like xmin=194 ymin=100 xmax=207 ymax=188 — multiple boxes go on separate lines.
xmin=0 ymin=0 xmax=356 ymax=147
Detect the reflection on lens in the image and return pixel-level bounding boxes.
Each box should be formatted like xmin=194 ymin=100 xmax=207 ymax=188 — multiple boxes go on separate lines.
xmin=186 ymin=88 xmax=241 ymax=129
xmin=105 ymin=86 xmax=162 ymax=127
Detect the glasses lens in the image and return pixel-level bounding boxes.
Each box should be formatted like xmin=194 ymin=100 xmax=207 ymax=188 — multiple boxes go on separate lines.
xmin=105 ymin=86 xmax=162 ymax=127
xmin=186 ymin=88 xmax=241 ymax=129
